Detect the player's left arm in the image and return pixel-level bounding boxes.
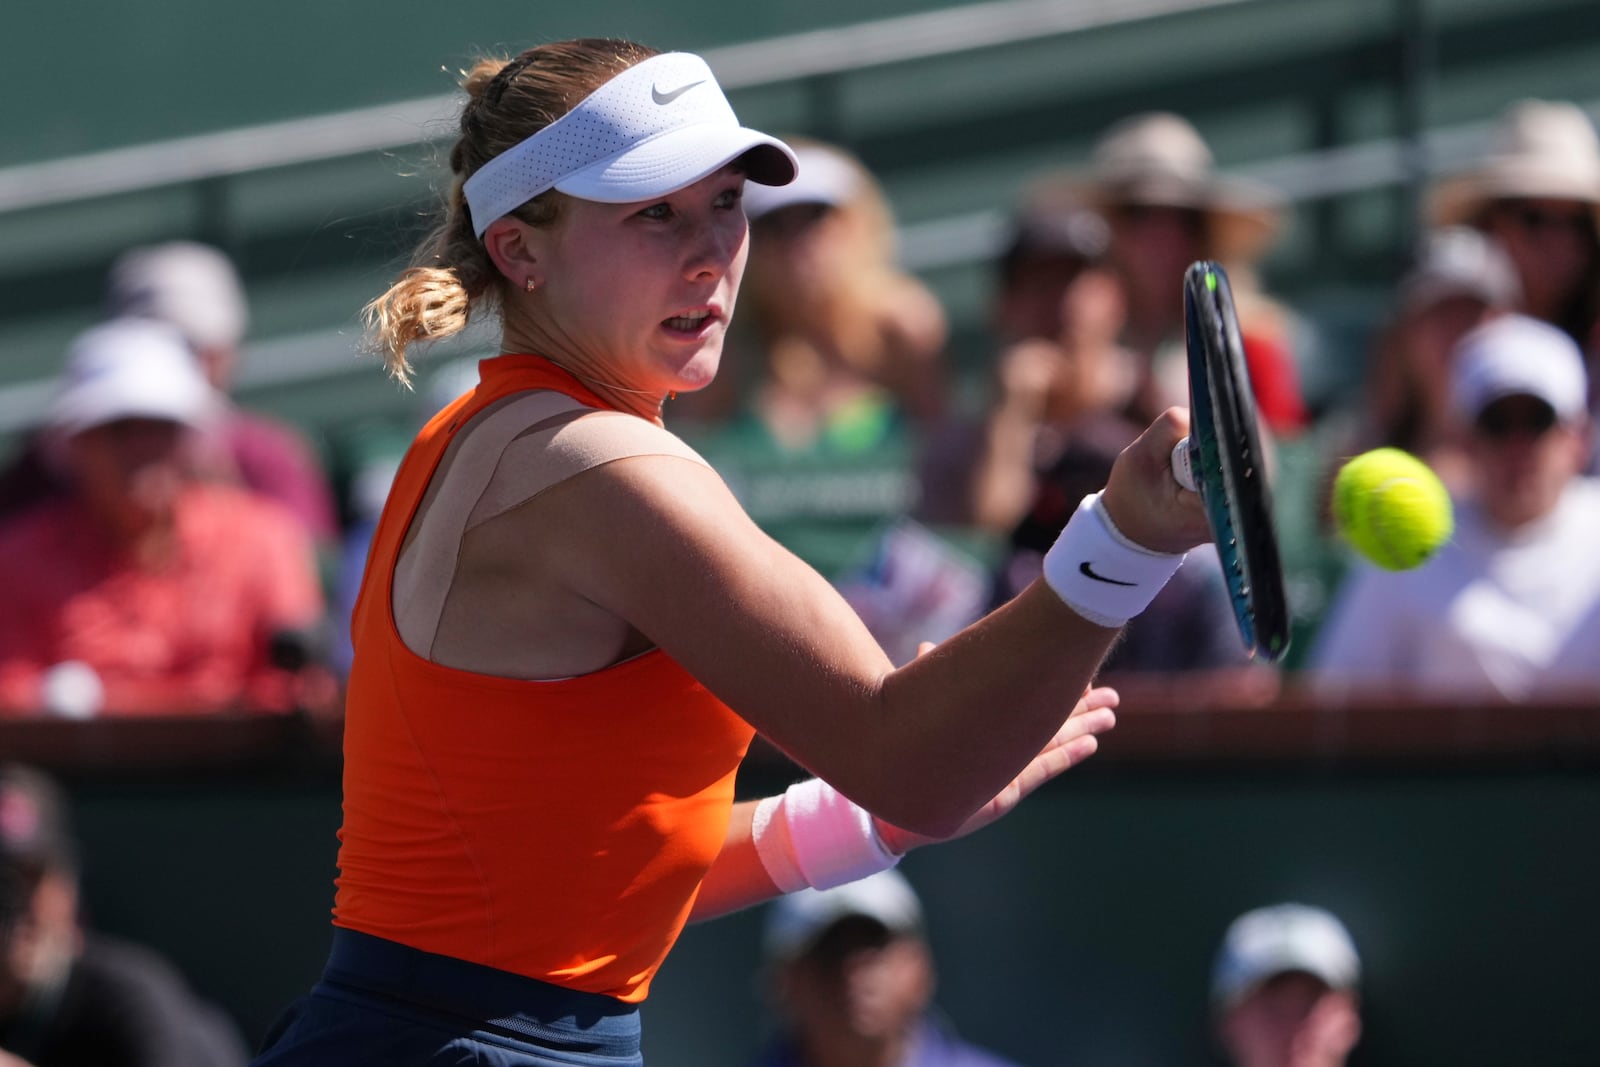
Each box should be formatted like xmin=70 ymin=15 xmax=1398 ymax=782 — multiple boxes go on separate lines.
xmin=688 ymin=800 xmax=780 ymax=922
xmin=688 ymin=683 xmax=1119 ymax=922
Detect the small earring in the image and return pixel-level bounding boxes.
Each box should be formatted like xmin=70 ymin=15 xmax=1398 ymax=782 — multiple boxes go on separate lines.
xmin=525 ymin=277 xmax=537 ymax=293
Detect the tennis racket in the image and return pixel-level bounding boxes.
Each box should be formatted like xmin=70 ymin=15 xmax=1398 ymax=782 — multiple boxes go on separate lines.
xmin=1168 ymin=261 xmax=1290 ymax=662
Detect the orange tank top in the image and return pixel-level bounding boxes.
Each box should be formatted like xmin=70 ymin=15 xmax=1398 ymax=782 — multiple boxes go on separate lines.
xmin=333 ymin=354 xmax=754 ymax=1003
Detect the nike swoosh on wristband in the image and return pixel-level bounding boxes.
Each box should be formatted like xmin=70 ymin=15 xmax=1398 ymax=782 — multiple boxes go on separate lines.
xmin=1078 ymin=561 xmax=1137 ymax=587
xmin=651 ymin=80 xmax=706 ymax=105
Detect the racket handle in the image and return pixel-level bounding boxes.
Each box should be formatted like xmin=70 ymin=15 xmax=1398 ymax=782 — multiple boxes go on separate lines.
xmin=1170 ymin=437 xmax=1198 ymax=493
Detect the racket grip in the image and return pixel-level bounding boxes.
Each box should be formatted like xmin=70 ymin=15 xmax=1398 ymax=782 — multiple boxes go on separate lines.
xmin=1170 ymin=437 xmax=1198 ymax=493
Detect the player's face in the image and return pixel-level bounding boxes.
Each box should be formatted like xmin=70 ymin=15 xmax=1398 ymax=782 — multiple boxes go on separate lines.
xmin=530 ymin=166 xmax=750 ymax=405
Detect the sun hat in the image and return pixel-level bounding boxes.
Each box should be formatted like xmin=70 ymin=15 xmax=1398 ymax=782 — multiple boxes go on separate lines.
xmin=742 ymin=143 xmax=861 ymax=221
xmin=1211 ymin=903 xmax=1361 ymax=1011
xmin=1428 ymin=100 xmax=1600 ymax=228
xmin=1399 ymin=226 xmax=1520 ymax=311
xmin=1450 ymin=313 xmax=1589 ymax=423
xmin=107 ymin=241 xmax=249 ymax=352
xmin=1065 ymin=111 xmax=1284 ymax=265
xmin=47 ymin=318 xmax=219 ymax=436
xmin=762 ymin=869 xmax=924 ymax=963
xmin=464 ymin=52 xmax=797 ymax=237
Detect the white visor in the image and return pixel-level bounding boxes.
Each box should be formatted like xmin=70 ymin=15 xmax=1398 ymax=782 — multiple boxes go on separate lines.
xmin=463 ymin=52 xmax=797 ymax=237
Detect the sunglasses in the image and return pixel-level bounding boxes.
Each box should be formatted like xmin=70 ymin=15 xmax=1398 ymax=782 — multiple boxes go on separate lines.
xmin=1474 ymin=401 xmax=1560 ymax=440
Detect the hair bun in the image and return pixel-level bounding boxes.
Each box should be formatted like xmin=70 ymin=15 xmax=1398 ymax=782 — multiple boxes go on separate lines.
xmin=461 ymin=57 xmax=512 ymax=102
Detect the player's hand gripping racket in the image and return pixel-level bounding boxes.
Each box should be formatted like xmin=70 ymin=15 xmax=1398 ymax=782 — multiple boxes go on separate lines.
xmin=1168 ymin=262 xmax=1291 ymax=662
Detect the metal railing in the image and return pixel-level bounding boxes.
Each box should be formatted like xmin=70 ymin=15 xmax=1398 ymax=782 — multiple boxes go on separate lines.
xmin=0 ymin=0 xmax=1250 ymax=215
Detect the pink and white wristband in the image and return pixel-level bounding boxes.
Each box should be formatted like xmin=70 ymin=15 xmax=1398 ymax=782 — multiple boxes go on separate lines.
xmin=1042 ymin=492 xmax=1186 ymax=627
xmin=752 ymin=778 xmax=900 ymax=893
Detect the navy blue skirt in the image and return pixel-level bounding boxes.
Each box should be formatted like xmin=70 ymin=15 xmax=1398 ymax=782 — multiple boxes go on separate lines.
xmin=251 ymin=929 xmax=644 ymax=1067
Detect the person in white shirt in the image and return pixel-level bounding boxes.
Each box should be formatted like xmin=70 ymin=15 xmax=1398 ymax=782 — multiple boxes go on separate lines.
xmin=1310 ymin=313 xmax=1600 ymax=700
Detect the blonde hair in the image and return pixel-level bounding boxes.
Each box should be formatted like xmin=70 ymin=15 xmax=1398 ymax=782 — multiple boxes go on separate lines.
xmin=364 ymin=38 xmax=659 ymax=385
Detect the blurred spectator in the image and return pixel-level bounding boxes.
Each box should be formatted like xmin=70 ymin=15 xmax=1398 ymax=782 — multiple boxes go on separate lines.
xmin=957 ymin=183 xmax=1140 ymax=535
xmin=1211 ymin=903 xmax=1363 ymax=1067
xmin=749 ymin=870 xmax=1024 ymax=1067
xmin=677 ymin=140 xmax=951 ymax=584
xmin=1068 ymin=112 xmax=1309 ymax=436
xmin=0 ymin=320 xmax=327 ymax=717
xmin=0 ymin=763 xmax=249 ymax=1065
xmin=107 ymin=242 xmax=341 ymax=548
xmin=0 ymin=244 xmax=341 ymax=554
xmin=1427 ymin=100 xmax=1600 ymax=359
xmin=1352 ymin=226 xmax=1520 ymax=496
xmin=961 ymin=177 xmax=1272 ymax=689
xmin=1310 ymin=314 xmax=1600 ymax=700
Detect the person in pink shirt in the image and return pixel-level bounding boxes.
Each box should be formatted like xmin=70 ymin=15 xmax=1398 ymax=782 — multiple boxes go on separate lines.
xmin=0 ymin=319 xmax=326 ymax=717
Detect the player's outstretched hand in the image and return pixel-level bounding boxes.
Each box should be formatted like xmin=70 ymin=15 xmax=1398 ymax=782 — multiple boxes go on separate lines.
xmin=873 ymin=683 xmax=1119 ymax=855
xmin=1101 ymin=407 xmax=1212 ymax=554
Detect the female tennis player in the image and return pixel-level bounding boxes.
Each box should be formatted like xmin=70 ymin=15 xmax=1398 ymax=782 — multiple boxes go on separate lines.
xmin=250 ymin=37 xmax=1208 ymax=1066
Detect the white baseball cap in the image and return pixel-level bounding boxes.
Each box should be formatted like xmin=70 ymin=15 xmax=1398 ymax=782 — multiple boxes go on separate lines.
xmin=464 ymin=52 xmax=797 ymax=237
xmin=1211 ymin=903 xmax=1361 ymax=1011
xmin=763 ymin=869 xmax=924 ymax=962
xmin=1450 ymin=313 xmax=1589 ymax=422
xmin=106 ymin=241 xmax=249 ymax=352
xmin=48 ymin=318 xmax=219 ymax=436
xmin=741 ymin=144 xmax=861 ymax=221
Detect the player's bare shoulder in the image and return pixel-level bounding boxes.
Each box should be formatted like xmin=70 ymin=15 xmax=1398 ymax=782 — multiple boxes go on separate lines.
xmin=462 ymin=403 xmax=714 ymax=530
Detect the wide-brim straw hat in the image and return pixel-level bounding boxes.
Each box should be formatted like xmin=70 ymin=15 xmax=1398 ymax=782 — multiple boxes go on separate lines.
xmin=1428 ymin=99 xmax=1600 ymax=228
xmin=1063 ymin=111 xmax=1285 ymax=266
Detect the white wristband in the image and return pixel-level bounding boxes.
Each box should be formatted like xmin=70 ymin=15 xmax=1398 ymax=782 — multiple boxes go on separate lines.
xmin=1042 ymin=492 xmax=1186 ymax=627
xmin=751 ymin=779 xmax=900 ymax=893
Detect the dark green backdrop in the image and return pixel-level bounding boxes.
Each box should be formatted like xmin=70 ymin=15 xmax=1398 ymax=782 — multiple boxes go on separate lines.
xmin=59 ymin=753 xmax=1600 ymax=1066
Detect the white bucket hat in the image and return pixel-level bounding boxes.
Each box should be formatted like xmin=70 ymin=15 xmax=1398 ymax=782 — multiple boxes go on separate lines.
xmin=464 ymin=52 xmax=797 ymax=237
xmin=1428 ymin=99 xmax=1600 ymax=228
xmin=1064 ymin=111 xmax=1284 ymax=266
xmin=48 ymin=318 xmax=219 ymax=436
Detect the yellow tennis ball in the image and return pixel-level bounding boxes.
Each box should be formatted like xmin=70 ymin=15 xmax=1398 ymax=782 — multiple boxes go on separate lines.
xmin=1332 ymin=448 xmax=1454 ymax=570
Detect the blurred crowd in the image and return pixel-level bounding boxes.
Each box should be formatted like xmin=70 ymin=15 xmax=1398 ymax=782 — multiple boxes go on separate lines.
xmin=2 ymin=96 xmax=1599 ymax=721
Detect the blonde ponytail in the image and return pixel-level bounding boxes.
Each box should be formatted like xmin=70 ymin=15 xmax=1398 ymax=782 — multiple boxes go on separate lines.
xmin=364 ymin=41 xmax=659 ymax=385
xmin=363 ymin=191 xmax=496 ymax=387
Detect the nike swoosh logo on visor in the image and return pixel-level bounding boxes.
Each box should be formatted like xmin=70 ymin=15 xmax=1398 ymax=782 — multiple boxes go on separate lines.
xmin=652 ymin=80 xmax=706 ymax=105
xmin=1079 ymin=561 xmax=1137 ymax=587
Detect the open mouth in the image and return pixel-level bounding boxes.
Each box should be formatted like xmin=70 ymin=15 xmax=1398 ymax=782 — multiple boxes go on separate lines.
xmin=662 ymin=308 xmax=717 ymax=335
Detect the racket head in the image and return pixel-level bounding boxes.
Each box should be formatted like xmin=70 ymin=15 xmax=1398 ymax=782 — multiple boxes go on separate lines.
xmin=1183 ymin=261 xmax=1291 ymax=662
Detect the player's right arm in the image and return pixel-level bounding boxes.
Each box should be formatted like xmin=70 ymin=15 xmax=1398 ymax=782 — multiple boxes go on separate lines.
xmin=517 ymin=408 xmax=1206 ymax=839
